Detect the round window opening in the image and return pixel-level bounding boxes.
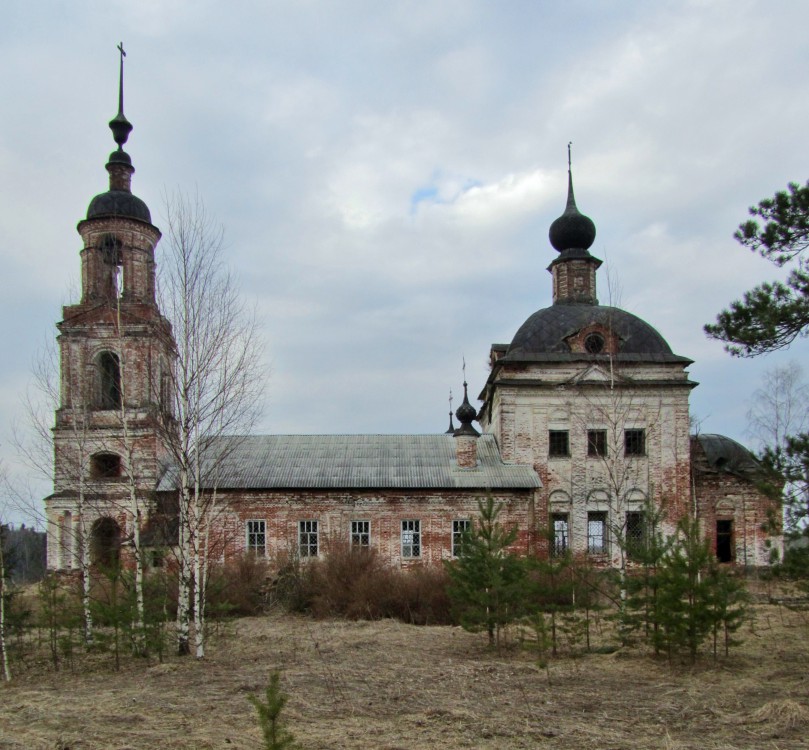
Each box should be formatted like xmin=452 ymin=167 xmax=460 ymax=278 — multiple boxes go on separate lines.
xmin=584 ymin=332 xmax=605 ymax=354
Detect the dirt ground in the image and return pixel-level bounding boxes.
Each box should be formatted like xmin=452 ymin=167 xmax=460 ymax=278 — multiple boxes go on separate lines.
xmin=1 ymin=596 xmax=809 ymax=750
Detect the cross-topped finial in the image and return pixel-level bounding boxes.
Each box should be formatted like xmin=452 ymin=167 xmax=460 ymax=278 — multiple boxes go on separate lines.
xmin=462 ymin=356 xmax=467 ymax=385
xmin=109 ymin=42 xmax=133 ymax=149
xmin=449 ymin=389 xmax=454 ymax=412
xmin=117 ymin=43 xmax=127 ymax=116
xmin=567 ymin=141 xmax=572 ymax=170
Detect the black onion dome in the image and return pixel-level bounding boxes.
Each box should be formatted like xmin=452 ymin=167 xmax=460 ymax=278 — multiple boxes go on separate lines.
xmin=454 ymin=382 xmax=480 ymax=436
xmin=87 ymin=190 xmax=151 ymax=223
xmin=548 ymin=171 xmax=596 ymax=252
xmin=507 ymin=304 xmax=679 ymax=359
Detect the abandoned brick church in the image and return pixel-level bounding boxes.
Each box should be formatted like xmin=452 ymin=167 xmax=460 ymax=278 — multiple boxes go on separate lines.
xmin=44 ymin=73 xmax=780 ymax=573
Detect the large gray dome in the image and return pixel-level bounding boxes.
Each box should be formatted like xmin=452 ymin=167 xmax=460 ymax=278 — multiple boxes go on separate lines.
xmin=87 ymin=190 xmax=151 ymax=223
xmin=507 ymin=303 xmax=680 ymax=360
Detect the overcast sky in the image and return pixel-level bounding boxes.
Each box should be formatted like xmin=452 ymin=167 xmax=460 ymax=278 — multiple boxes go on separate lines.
xmin=2 ymin=0 xmax=809 ymax=526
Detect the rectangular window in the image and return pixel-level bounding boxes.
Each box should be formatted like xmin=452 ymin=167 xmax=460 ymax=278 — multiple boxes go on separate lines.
xmin=452 ymin=519 xmax=471 ymax=557
xmin=625 ymin=511 xmax=645 ymax=559
xmin=587 ymin=512 xmax=608 ymax=555
xmin=401 ymin=519 xmax=421 ymax=558
xmin=587 ymin=430 xmax=607 ymax=457
xmin=716 ymin=519 xmax=733 ymax=563
xmin=551 ymin=513 xmax=569 ymax=557
xmin=299 ymin=520 xmax=319 ymax=558
xmin=548 ymin=430 xmax=570 ymax=457
xmin=624 ymin=429 xmax=646 ymax=456
xmin=350 ymin=520 xmax=370 ymax=548
xmin=246 ymin=520 xmax=266 ymax=556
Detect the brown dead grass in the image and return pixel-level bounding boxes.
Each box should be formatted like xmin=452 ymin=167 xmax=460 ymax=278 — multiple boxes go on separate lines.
xmin=2 ymin=594 xmax=809 ymax=749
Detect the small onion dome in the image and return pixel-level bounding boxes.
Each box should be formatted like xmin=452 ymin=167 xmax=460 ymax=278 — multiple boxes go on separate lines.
xmin=548 ymin=170 xmax=596 ymax=252
xmin=454 ymin=382 xmax=480 ymax=437
xmin=87 ymin=190 xmax=151 ymax=222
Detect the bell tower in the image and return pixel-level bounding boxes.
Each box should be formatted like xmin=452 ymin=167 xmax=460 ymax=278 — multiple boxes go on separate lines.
xmin=46 ymin=47 xmax=175 ymax=570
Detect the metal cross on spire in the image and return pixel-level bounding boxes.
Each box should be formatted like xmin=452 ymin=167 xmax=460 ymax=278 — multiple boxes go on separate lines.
xmin=117 ymin=42 xmax=127 ymax=116
xmin=109 ymin=42 xmax=133 ymax=150
xmin=567 ymin=141 xmax=572 ymax=170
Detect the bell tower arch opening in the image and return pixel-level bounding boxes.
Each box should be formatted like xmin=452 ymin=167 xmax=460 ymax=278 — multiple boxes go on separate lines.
xmin=90 ymin=517 xmax=122 ymax=569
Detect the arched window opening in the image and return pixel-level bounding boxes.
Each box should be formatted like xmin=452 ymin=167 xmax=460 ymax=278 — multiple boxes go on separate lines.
xmin=90 ymin=517 xmax=122 ymax=569
xmin=98 ymin=352 xmax=121 ymax=409
xmin=91 ymin=453 xmax=122 ymax=479
xmin=101 ymin=234 xmax=124 ymax=299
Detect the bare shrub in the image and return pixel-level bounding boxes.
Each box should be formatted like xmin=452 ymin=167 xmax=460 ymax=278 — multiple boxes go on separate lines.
xmin=271 ymin=543 xmax=453 ymax=625
xmin=206 ymin=554 xmax=271 ymax=618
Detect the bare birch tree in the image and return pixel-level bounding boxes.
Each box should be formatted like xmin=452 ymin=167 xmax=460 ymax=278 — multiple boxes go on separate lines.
xmin=157 ymin=190 xmax=264 ymax=658
xmin=14 ymin=343 xmax=96 ymax=646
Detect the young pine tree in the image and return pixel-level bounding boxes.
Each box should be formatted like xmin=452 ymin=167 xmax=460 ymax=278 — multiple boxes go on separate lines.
xmin=249 ymin=671 xmax=297 ymax=750
xmin=444 ymin=497 xmax=528 ymax=647
xmin=655 ymin=517 xmax=715 ymax=663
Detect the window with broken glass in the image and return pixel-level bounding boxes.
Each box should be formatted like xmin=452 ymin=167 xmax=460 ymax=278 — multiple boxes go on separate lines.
xmin=350 ymin=520 xmax=370 ymax=548
xmin=401 ymin=519 xmax=421 ymax=558
xmin=548 ymin=430 xmax=570 ymax=457
xmin=246 ymin=520 xmax=266 ymax=556
xmin=624 ymin=428 xmax=646 ymax=456
xmin=299 ymin=520 xmax=319 ymax=557
xmin=587 ymin=429 xmax=607 ymax=457
xmin=551 ymin=514 xmax=569 ymax=556
xmin=587 ymin=511 xmax=608 ymax=555
xmin=452 ymin=519 xmax=471 ymax=557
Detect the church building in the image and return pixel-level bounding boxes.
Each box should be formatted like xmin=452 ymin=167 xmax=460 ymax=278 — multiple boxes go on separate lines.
xmin=44 ymin=67 xmax=780 ymax=572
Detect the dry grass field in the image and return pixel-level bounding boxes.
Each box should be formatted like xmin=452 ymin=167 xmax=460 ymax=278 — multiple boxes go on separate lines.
xmin=1 ymin=592 xmax=809 ymax=750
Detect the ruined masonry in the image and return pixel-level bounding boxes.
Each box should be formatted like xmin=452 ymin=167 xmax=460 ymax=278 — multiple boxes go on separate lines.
xmin=44 ymin=73 xmax=780 ymax=572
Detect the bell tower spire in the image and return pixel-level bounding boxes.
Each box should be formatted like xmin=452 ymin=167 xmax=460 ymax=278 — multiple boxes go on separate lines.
xmin=46 ymin=46 xmax=175 ymax=571
xmin=547 ymin=143 xmax=602 ymax=305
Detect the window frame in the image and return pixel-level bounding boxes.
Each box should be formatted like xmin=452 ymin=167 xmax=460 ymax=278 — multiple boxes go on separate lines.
xmin=624 ymin=428 xmax=646 ymax=457
xmin=452 ymin=519 xmax=471 ymax=558
xmin=246 ymin=519 xmax=267 ymax=557
xmin=625 ymin=511 xmax=646 ymax=560
xmin=587 ymin=429 xmax=608 ymax=457
xmin=401 ymin=519 xmax=421 ymax=559
xmin=91 ymin=452 xmax=122 ymax=479
xmin=551 ymin=513 xmax=569 ymax=557
xmin=350 ymin=519 xmax=370 ymax=548
xmin=587 ymin=511 xmax=608 ymax=555
xmin=299 ymin=519 xmax=319 ymax=558
xmin=548 ymin=430 xmax=570 ymax=458
xmin=97 ymin=351 xmax=122 ymax=410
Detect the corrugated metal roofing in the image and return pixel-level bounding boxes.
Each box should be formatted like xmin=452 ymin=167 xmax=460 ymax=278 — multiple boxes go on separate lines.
xmin=157 ymin=434 xmax=540 ymax=491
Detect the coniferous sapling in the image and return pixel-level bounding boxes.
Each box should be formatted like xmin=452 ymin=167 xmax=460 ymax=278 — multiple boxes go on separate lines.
xmin=249 ymin=671 xmax=297 ymax=750
xmin=445 ymin=496 xmax=528 ymax=646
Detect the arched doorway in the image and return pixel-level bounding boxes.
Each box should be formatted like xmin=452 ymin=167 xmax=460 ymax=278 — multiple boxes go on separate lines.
xmin=90 ymin=517 xmax=122 ymax=569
